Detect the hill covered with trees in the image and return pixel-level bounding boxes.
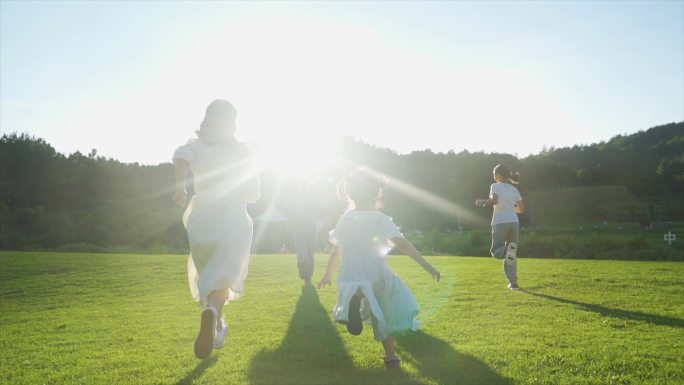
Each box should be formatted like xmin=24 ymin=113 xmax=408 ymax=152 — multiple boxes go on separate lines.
xmin=1 ymin=121 xmax=682 ymax=257
xmin=337 ymin=121 xmax=684 ymax=230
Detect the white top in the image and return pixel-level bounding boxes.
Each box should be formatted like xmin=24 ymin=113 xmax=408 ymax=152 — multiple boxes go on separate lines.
xmin=489 ymin=182 xmax=522 ymax=225
xmin=329 ymin=210 xmax=403 ymax=265
xmin=173 ymin=139 xmax=260 ymax=203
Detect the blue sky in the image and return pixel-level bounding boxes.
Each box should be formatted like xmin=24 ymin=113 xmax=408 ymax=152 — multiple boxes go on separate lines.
xmin=1 ymin=1 xmax=682 ymax=165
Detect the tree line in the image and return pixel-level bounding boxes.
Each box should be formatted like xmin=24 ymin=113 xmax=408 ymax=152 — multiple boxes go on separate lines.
xmin=1 ymin=121 xmax=682 ymax=254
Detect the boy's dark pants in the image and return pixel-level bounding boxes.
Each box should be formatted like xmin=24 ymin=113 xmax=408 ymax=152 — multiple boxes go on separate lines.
xmin=294 ymin=229 xmax=317 ymax=281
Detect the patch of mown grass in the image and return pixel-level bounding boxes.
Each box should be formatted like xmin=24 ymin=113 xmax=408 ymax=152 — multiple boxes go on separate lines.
xmin=1 ymin=252 xmax=682 ymax=384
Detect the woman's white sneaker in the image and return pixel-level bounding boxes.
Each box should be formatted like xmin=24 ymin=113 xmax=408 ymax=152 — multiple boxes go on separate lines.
xmin=214 ymin=318 xmax=229 ymax=349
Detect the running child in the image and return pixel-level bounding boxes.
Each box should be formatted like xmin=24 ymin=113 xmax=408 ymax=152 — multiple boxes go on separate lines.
xmin=317 ymin=169 xmax=440 ymax=369
xmin=476 ymin=163 xmax=525 ymax=290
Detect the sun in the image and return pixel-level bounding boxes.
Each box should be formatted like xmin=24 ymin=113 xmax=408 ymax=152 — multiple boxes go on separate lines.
xmin=255 ymin=134 xmax=339 ymax=178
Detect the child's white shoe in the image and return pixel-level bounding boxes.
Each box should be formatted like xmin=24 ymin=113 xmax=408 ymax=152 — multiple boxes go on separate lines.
xmin=505 ymin=243 xmax=517 ymax=265
xmin=214 ymin=317 xmax=229 ymax=349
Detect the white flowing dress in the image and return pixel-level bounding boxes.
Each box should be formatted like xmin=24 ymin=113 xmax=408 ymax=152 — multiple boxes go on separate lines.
xmin=330 ymin=210 xmax=420 ymax=341
xmin=173 ymin=139 xmax=260 ymax=307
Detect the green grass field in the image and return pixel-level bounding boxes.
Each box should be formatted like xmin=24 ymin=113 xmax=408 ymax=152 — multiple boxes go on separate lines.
xmin=1 ymin=252 xmax=683 ymax=385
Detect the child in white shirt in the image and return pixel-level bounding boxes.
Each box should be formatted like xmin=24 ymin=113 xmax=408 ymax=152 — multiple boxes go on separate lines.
xmin=476 ymin=164 xmax=525 ymax=290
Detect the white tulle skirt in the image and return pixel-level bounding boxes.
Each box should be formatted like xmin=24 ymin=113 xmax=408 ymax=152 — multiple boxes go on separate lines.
xmin=333 ymin=260 xmax=420 ymax=341
xmin=183 ymin=193 xmax=253 ymax=307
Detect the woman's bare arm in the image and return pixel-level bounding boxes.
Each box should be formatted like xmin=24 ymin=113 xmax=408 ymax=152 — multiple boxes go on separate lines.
xmin=173 ymin=159 xmax=190 ymax=206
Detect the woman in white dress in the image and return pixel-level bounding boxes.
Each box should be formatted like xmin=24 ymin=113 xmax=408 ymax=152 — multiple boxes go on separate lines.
xmin=173 ymin=99 xmax=261 ymax=359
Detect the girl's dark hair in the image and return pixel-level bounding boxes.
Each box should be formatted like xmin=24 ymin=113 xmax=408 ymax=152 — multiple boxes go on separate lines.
xmin=196 ymin=99 xmax=237 ymax=144
xmin=493 ymin=163 xmax=511 ymax=178
xmin=510 ymin=171 xmax=521 ymax=184
xmin=339 ymin=168 xmax=388 ymax=209
xmin=493 ymin=163 xmax=520 ymax=184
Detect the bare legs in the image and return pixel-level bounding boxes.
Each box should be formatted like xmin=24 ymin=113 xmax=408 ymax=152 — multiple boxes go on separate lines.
xmin=207 ymin=289 xmax=228 ymax=331
xmin=195 ymin=293 xmax=226 ymax=360
xmin=382 ymin=336 xmax=401 ymax=368
xmin=382 ymin=336 xmax=397 ymax=358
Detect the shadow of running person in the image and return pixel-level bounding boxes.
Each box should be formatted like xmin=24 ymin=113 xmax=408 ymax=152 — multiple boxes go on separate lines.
xmin=175 ymin=356 xmax=218 ymax=385
xmin=522 ymin=290 xmax=684 ymax=328
xmin=249 ymin=284 xmax=419 ymax=385
xmin=396 ymin=331 xmax=514 ymax=385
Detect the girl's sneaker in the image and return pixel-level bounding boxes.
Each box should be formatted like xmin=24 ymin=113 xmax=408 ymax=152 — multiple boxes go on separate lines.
xmin=194 ymin=307 xmax=217 ymax=359
xmin=347 ymin=295 xmax=363 ymax=336
xmin=214 ymin=318 xmax=229 ymax=349
xmin=508 ymin=283 xmax=520 ymax=291
xmin=383 ymin=355 xmax=401 ymax=369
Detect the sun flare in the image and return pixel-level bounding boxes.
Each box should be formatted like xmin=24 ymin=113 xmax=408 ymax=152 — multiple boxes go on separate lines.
xmin=255 ymin=134 xmax=339 ymax=178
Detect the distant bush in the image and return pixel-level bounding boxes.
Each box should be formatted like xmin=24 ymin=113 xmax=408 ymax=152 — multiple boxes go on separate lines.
xmin=53 ymin=242 xmax=106 ymax=253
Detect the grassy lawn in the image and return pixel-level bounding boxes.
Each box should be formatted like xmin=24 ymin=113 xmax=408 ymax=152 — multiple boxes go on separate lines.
xmin=1 ymin=251 xmax=683 ymax=385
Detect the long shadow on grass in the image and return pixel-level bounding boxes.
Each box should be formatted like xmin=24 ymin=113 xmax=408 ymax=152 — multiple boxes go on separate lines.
xmin=175 ymin=356 xmax=217 ymax=385
xmin=522 ymin=290 xmax=684 ymax=328
xmin=248 ymin=284 xmax=418 ymax=385
xmin=396 ymin=331 xmax=513 ymax=385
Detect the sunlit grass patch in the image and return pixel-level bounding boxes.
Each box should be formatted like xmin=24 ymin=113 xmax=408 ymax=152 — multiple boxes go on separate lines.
xmin=1 ymin=252 xmax=682 ymax=385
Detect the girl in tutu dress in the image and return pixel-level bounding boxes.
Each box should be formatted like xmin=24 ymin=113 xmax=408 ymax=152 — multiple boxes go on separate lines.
xmin=173 ymin=99 xmax=261 ymax=359
xmin=317 ymin=169 xmax=440 ymax=369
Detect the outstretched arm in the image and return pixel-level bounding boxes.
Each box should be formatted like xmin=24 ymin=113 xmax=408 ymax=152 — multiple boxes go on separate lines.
xmin=317 ymin=245 xmax=342 ymax=289
xmin=173 ymin=159 xmax=190 ymax=206
xmin=390 ymin=237 xmax=440 ymax=281
xmin=476 ymin=192 xmax=499 ymax=207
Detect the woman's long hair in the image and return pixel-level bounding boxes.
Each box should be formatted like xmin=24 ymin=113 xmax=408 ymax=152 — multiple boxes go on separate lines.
xmin=196 ymin=99 xmax=238 ymax=145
